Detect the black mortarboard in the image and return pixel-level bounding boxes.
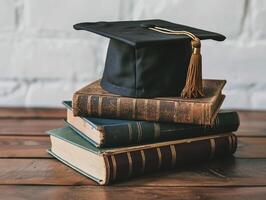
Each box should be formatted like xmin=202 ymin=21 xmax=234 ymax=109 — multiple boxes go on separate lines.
xmin=74 ymin=19 xmax=225 ymax=98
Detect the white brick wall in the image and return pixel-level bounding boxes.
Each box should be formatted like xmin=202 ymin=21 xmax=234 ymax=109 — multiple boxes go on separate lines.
xmin=0 ymin=0 xmax=265 ymax=109
xmin=0 ymin=0 xmax=15 ymax=31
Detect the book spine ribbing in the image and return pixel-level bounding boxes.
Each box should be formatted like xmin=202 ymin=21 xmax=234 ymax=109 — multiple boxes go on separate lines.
xmin=73 ymin=94 xmax=210 ymax=125
xmin=101 ymin=112 xmax=239 ymax=147
xmin=103 ymin=134 xmax=237 ymax=185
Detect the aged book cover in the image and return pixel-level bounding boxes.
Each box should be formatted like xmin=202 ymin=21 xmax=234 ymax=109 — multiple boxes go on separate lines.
xmin=73 ymin=80 xmax=226 ymax=125
xmin=64 ymin=101 xmax=239 ymax=147
xmin=48 ymin=127 xmax=237 ymax=185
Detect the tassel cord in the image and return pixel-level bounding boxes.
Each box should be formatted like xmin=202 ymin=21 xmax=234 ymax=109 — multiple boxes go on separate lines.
xmin=148 ymin=26 xmax=204 ymax=98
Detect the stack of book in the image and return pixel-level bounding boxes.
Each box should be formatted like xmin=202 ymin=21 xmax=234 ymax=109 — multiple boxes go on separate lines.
xmin=47 ymin=79 xmax=239 ymax=185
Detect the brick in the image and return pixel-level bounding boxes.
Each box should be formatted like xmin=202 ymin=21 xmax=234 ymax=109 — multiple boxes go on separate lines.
xmin=0 ymin=39 xmax=13 ymax=69
xmin=251 ymin=0 xmax=266 ymax=39
xmin=222 ymin=88 xmax=250 ymax=109
xmin=25 ymin=81 xmax=75 ymax=107
xmin=1 ymin=38 xmax=103 ymax=80
xmin=131 ymin=0 xmax=246 ymax=38
xmin=0 ymin=80 xmax=28 ymax=106
xmin=202 ymin=41 xmax=266 ymax=86
xmin=0 ymin=0 xmax=263 ymax=109
xmin=25 ymin=0 xmax=121 ymax=31
xmin=0 ymin=0 xmax=15 ymax=31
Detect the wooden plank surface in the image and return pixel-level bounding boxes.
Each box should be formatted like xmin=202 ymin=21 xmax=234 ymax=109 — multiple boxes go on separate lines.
xmin=0 ymin=107 xmax=65 ymax=119
xmin=1 ymin=186 xmax=266 ymax=200
xmin=0 ymin=119 xmax=64 ymax=135
xmin=0 ymin=108 xmax=265 ymax=199
xmin=0 ymin=136 xmax=266 ymax=159
xmin=0 ymin=157 xmax=266 ymax=186
xmin=0 ymin=136 xmax=51 ymax=158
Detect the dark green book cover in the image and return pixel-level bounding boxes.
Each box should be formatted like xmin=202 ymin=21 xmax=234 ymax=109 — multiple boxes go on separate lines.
xmin=64 ymin=101 xmax=239 ymax=147
xmin=48 ymin=127 xmax=237 ymax=185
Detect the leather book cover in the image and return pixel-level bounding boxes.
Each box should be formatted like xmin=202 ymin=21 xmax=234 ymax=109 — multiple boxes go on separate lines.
xmin=65 ymin=100 xmax=239 ymax=148
xmin=48 ymin=127 xmax=237 ymax=185
xmin=73 ymin=79 xmax=226 ymax=125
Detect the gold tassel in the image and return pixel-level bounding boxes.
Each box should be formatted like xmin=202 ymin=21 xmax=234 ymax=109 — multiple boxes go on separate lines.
xmin=181 ymin=38 xmax=204 ymax=98
xmin=147 ymin=26 xmax=204 ymax=98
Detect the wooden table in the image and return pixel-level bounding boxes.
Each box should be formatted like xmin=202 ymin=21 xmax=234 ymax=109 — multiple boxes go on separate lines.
xmin=0 ymin=108 xmax=266 ymax=200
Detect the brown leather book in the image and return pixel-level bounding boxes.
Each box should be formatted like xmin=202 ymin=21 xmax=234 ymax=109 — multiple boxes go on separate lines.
xmin=73 ymin=80 xmax=226 ymax=125
xmin=48 ymin=127 xmax=237 ymax=185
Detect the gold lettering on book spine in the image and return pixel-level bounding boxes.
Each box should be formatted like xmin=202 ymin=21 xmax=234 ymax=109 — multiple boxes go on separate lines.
xmin=154 ymin=123 xmax=160 ymax=139
xmin=205 ymin=103 xmax=208 ymax=124
xmin=156 ymin=100 xmax=160 ymax=121
xmin=116 ymin=98 xmax=121 ymax=117
xmin=209 ymin=138 xmax=216 ymax=159
xmin=201 ymin=104 xmax=205 ymax=125
xmin=205 ymin=103 xmax=208 ymax=125
xmin=140 ymin=150 xmax=146 ymax=173
xmin=132 ymin=99 xmax=136 ymax=119
xmin=170 ymin=145 xmax=176 ymax=167
xmin=87 ymin=95 xmax=92 ymax=115
xmin=206 ymin=103 xmax=210 ymax=124
xmin=98 ymin=96 xmax=103 ymax=116
xmin=174 ymin=102 xmax=178 ymax=123
xmin=127 ymin=152 xmax=133 ymax=177
xmin=127 ymin=124 xmax=133 ymax=142
xmin=191 ymin=102 xmax=194 ymax=123
xmin=209 ymin=103 xmax=211 ymax=124
xmin=111 ymin=155 xmax=117 ymax=181
xmin=137 ymin=122 xmax=142 ymax=142
xmin=156 ymin=147 xmax=162 ymax=169
xmin=144 ymin=99 xmax=148 ymax=120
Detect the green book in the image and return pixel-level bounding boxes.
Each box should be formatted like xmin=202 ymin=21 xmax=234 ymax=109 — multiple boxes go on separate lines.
xmin=64 ymin=101 xmax=239 ymax=147
xmin=48 ymin=127 xmax=237 ymax=185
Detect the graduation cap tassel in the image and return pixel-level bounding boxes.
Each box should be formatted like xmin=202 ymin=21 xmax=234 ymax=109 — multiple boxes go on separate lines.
xmin=181 ymin=38 xmax=204 ymax=98
xmin=148 ymin=26 xmax=204 ymax=98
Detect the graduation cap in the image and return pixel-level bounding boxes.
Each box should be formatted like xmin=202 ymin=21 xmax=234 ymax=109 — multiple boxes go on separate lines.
xmin=74 ymin=19 xmax=225 ymax=98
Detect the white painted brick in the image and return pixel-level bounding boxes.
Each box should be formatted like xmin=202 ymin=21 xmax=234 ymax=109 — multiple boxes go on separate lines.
xmin=0 ymin=0 xmax=265 ymax=109
xmin=0 ymin=39 xmax=13 ymax=68
xmin=0 ymin=80 xmax=28 ymax=106
xmin=25 ymin=0 xmax=121 ymax=31
xmin=1 ymin=38 xmax=103 ymax=80
xmin=251 ymin=0 xmax=266 ymax=39
xmin=251 ymin=90 xmax=266 ymax=110
xmin=25 ymin=81 xmax=75 ymax=107
xmin=222 ymin=89 xmax=250 ymax=109
xmin=131 ymin=0 xmax=246 ymax=38
xmin=0 ymin=0 xmax=15 ymax=31
xmin=202 ymin=41 xmax=266 ymax=86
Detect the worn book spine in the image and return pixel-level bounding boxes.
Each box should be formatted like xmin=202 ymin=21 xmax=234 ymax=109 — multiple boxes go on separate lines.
xmin=98 ymin=111 xmax=239 ymax=147
xmin=73 ymin=94 xmax=221 ymax=125
xmin=102 ymin=133 xmax=237 ymax=185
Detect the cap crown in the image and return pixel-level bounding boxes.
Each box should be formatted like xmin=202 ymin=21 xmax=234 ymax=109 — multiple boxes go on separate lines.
xmin=74 ymin=20 xmax=225 ymax=97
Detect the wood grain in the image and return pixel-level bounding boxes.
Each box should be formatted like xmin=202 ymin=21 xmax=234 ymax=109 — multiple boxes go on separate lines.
xmin=0 ymin=158 xmax=95 ymax=185
xmin=118 ymin=157 xmax=266 ymax=187
xmin=238 ymin=110 xmax=266 ymax=121
xmin=0 ymin=158 xmax=266 ymax=186
xmin=0 ymin=136 xmax=265 ymax=159
xmin=0 ymin=107 xmax=65 ymax=119
xmin=0 ymin=136 xmax=51 ymax=158
xmin=0 ymin=119 xmax=64 ymax=135
xmin=235 ymin=137 xmax=266 ymax=158
xmin=0 ymin=108 xmax=265 ymax=200
xmin=0 ymin=186 xmax=266 ymax=200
